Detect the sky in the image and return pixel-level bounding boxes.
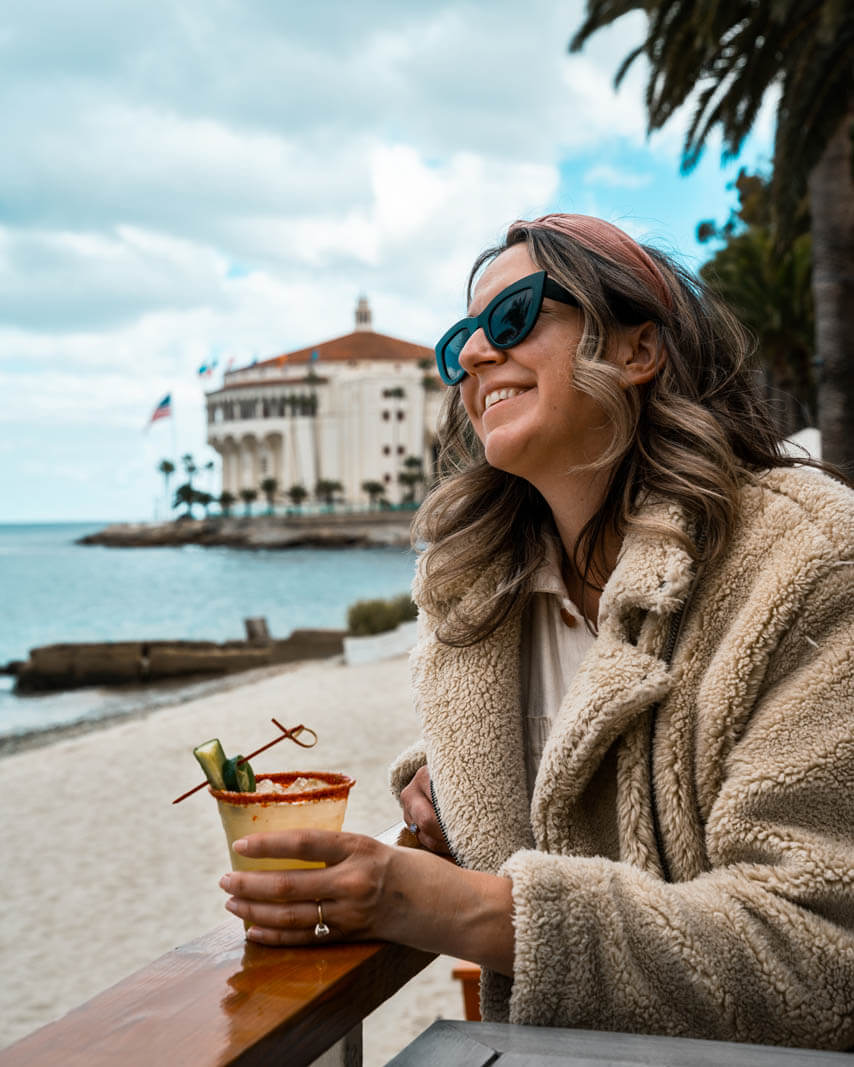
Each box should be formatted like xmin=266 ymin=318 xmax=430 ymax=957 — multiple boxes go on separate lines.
xmin=1 ymin=0 xmax=776 ymax=523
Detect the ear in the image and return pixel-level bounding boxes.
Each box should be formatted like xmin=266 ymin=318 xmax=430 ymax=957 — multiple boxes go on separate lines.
xmin=614 ymin=322 xmax=664 ymax=388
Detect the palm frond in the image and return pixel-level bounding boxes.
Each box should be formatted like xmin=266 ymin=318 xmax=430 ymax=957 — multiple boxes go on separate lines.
xmin=569 ymin=0 xmax=643 ymax=53
xmin=614 ymin=44 xmax=646 ymax=88
xmin=569 ymin=0 xmax=854 ymax=233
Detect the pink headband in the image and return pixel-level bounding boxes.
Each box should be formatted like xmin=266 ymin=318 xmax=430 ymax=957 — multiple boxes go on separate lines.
xmin=510 ymin=213 xmax=672 ymax=310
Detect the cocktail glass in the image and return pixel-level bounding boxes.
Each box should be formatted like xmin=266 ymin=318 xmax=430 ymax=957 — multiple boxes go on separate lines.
xmin=211 ymin=771 xmax=356 ymax=876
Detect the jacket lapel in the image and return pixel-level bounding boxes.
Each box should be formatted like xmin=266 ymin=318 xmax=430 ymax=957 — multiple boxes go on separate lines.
xmin=532 ymin=507 xmax=697 ymax=855
xmin=531 ymin=636 xmax=672 ymax=853
xmin=413 ymin=503 xmax=697 ymax=872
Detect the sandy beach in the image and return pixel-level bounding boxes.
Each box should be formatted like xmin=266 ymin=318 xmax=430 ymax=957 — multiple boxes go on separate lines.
xmin=0 ymin=654 xmax=464 ymax=1065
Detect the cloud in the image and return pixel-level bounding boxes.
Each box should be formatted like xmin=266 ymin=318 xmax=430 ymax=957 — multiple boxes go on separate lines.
xmin=0 ymin=3 xmax=649 ymax=237
xmin=0 ymin=0 xmax=775 ymax=520
xmin=0 ymin=223 xmax=231 ymax=331
xmin=2 ymin=1 xmax=612 ymax=343
xmin=583 ymin=163 xmax=653 ymax=189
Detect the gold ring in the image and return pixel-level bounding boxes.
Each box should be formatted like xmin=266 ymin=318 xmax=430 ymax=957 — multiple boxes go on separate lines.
xmin=314 ymin=901 xmax=331 ymax=938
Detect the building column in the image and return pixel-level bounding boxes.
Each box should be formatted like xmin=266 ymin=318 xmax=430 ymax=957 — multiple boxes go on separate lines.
xmin=240 ymin=435 xmax=259 ymax=492
xmin=223 ymin=440 xmax=239 ymax=495
xmin=265 ymin=433 xmax=283 ymax=489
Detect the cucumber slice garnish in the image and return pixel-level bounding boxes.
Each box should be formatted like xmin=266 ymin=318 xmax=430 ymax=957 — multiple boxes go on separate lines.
xmin=223 ymin=755 xmax=256 ymax=793
xmin=193 ymin=738 xmax=228 ymax=790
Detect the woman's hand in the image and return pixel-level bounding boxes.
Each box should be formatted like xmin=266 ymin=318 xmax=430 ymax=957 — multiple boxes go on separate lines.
xmin=219 ymin=828 xmax=515 ymax=974
xmin=399 ymin=765 xmax=451 ymax=855
xmin=221 ymin=831 xmax=396 ymax=944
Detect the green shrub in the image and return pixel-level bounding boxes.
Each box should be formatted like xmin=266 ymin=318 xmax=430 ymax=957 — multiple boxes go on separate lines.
xmin=347 ymin=593 xmax=417 ymax=636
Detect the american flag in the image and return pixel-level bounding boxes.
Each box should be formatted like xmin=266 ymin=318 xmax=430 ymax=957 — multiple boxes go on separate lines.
xmin=148 ymin=393 xmax=172 ymax=425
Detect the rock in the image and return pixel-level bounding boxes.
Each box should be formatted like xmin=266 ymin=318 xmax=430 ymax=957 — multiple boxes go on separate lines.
xmin=12 ymin=629 xmax=347 ymax=693
xmin=244 ymin=618 xmax=271 ymax=642
xmin=75 ymin=513 xmax=415 ymax=549
xmin=18 ymin=643 xmax=143 ymax=690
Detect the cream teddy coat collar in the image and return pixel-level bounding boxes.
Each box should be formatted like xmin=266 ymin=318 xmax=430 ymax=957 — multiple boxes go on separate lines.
xmin=408 ymin=492 xmax=694 ymax=876
xmin=393 ymin=466 xmax=854 ymax=1048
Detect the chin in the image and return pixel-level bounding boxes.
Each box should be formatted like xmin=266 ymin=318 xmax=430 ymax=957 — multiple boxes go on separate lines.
xmin=483 ymin=440 xmax=528 ymax=479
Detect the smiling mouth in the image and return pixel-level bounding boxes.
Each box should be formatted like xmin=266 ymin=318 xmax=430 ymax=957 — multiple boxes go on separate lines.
xmin=483 ymin=387 xmax=531 ymax=412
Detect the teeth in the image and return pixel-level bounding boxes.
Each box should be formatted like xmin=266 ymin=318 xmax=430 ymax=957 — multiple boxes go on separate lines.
xmin=484 ymin=387 xmax=528 ymax=410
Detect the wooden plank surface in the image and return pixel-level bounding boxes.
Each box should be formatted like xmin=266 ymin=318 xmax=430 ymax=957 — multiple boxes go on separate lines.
xmin=0 ymin=825 xmax=435 ymax=1067
xmin=388 ymin=1021 xmax=853 ymax=1066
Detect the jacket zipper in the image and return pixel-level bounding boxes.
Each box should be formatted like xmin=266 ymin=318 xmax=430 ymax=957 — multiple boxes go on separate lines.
xmin=648 ymin=607 xmax=683 ymax=883
xmin=430 ymin=777 xmax=461 ymax=865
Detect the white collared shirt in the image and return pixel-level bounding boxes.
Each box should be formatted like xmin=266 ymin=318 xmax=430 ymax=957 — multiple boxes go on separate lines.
xmin=520 ymin=539 xmax=596 ymax=796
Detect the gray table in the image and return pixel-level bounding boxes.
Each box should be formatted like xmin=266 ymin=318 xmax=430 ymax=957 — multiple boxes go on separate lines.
xmin=387 ymin=1020 xmax=852 ymax=1066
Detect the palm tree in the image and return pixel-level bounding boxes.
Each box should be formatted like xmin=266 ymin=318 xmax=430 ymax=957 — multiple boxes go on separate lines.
xmin=569 ymin=2 xmax=854 ymax=468
xmin=418 ymin=357 xmax=440 ymax=393
xmin=240 ymin=487 xmax=258 ymax=516
xmin=181 ymin=452 xmax=197 ymax=487
xmin=699 ymin=171 xmax=815 ymax=436
xmin=315 ymin=479 xmax=343 ymax=509
xmin=397 ymin=455 xmax=424 ymax=504
xmin=219 ymin=490 xmax=236 ymax=517
xmin=196 ymin=490 xmax=214 ymax=518
xmin=287 ymin=484 xmax=309 ymax=510
xmin=361 ymin=479 xmax=387 ymax=509
xmin=173 ymin=482 xmax=196 ymax=519
xmin=157 ymin=459 xmax=175 ymax=502
xmin=260 ymin=476 xmax=278 ymax=514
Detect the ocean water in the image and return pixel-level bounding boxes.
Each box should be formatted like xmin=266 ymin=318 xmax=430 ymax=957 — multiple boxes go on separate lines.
xmin=0 ymin=522 xmax=416 ymax=739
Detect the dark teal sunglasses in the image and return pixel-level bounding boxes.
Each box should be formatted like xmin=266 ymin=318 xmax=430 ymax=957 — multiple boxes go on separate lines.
xmin=434 ymin=271 xmax=580 ymax=386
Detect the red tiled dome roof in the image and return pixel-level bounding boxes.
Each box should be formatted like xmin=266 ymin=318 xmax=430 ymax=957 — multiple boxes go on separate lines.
xmin=255 ymin=330 xmax=432 ymax=370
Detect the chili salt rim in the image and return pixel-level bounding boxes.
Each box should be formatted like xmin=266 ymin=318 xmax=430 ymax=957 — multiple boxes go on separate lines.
xmin=209 ymin=770 xmax=356 ymax=805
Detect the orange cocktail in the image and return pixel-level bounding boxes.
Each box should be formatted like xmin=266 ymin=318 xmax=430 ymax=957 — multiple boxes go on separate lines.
xmin=211 ymin=771 xmax=355 ymax=873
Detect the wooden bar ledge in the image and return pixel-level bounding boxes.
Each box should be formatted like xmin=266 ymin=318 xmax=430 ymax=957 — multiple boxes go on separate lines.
xmin=0 ymin=825 xmax=435 ymax=1067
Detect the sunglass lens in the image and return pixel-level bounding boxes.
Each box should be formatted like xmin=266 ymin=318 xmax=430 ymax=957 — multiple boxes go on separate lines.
xmin=488 ymin=286 xmax=535 ymax=347
xmin=441 ymin=327 xmax=470 ymax=383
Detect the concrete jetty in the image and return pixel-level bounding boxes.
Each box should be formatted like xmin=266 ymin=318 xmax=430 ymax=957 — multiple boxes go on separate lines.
xmin=76 ymin=511 xmax=414 ymax=549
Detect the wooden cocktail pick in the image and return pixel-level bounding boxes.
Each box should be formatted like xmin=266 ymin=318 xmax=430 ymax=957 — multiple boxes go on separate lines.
xmin=172 ymin=720 xmax=318 ymax=804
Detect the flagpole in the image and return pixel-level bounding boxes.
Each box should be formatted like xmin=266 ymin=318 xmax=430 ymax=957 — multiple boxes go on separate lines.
xmin=171 ymin=395 xmax=177 ymax=471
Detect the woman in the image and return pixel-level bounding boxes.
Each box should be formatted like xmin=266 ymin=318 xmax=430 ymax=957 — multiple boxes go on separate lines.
xmin=219 ymin=215 xmax=854 ymax=1050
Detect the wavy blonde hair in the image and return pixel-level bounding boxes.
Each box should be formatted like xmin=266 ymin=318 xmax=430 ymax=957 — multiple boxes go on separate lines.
xmin=414 ymin=217 xmax=835 ymax=646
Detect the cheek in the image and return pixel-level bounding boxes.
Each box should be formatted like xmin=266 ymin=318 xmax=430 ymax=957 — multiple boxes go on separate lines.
xmin=459 ymin=383 xmax=483 ymax=437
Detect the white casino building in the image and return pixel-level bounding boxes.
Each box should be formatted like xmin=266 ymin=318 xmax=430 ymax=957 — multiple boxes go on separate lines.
xmin=206 ymin=298 xmax=443 ymax=507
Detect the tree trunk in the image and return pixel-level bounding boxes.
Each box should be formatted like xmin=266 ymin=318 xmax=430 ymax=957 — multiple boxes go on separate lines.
xmin=808 ymin=109 xmax=854 ymax=472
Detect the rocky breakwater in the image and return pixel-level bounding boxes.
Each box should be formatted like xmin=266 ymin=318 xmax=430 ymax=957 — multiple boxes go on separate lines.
xmin=77 ymin=511 xmax=414 ymax=549
xmin=5 ymin=626 xmax=346 ymax=694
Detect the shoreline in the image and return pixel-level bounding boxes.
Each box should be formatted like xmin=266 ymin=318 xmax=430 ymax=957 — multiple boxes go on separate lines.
xmin=0 ymin=661 xmax=303 ymax=758
xmin=78 ymin=511 xmax=415 ymax=549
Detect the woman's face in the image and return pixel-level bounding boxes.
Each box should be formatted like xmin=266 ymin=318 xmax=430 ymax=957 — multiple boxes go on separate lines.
xmin=458 ymin=244 xmax=613 ymax=489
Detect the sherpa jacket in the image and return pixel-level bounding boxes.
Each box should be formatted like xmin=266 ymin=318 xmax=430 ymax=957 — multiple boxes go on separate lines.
xmin=390 ymin=466 xmax=854 ymax=1049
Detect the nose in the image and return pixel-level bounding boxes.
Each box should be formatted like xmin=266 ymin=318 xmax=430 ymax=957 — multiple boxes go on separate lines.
xmin=457 ymin=327 xmax=506 ymax=376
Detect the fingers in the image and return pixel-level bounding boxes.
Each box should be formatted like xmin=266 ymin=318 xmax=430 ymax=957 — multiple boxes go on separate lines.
xmin=220 ymin=834 xmax=390 ymax=944
xmin=400 ymin=765 xmax=431 ymax=830
xmin=415 ymin=830 xmax=451 ymax=855
xmin=220 ymin=867 xmax=332 ymax=903
xmin=244 ymin=923 xmax=326 ymax=947
xmin=400 ymin=766 xmax=451 ymax=856
xmin=224 ymin=896 xmax=340 ymax=945
xmin=226 ymin=896 xmax=318 ymax=931
xmin=232 ymin=828 xmax=354 ymax=865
